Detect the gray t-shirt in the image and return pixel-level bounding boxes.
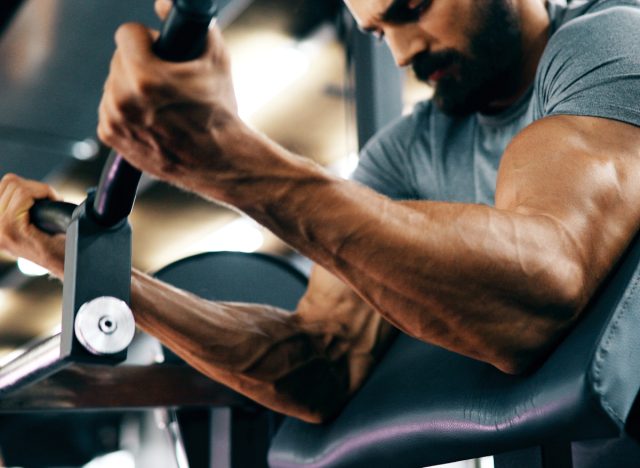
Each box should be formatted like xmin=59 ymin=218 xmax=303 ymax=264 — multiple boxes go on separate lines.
xmin=353 ymin=0 xmax=640 ymax=206
xmin=351 ymin=1 xmax=640 ymax=465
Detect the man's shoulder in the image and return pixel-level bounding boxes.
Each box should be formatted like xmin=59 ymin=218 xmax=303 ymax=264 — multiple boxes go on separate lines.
xmin=534 ymin=0 xmax=640 ymax=127
xmin=549 ymin=0 xmax=640 ymax=28
xmin=543 ymin=0 xmax=640 ymax=69
xmin=548 ymin=0 xmax=640 ymax=38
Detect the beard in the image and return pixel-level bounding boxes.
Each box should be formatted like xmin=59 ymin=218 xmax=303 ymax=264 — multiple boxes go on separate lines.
xmin=412 ymin=0 xmax=523 ymax=117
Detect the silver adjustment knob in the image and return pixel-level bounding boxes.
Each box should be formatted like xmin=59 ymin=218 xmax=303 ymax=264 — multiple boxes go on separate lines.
xmin=74 ymin=296 xmax=135 ymax=355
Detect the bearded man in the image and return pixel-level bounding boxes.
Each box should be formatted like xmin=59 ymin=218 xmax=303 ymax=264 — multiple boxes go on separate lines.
xmin=1 ymin=0 xmax=639 ymax=465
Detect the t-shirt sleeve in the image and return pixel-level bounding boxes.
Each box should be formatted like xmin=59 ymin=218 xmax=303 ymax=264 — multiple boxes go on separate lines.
xmin=536 ymin=5 xmax=640 ymax=127
xmin=351 ymin=108 xmax=424 ymax=200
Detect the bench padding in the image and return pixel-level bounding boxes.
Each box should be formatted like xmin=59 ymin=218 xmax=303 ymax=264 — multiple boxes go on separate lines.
xmin=268 ymin=235 xmax=640 ymax=468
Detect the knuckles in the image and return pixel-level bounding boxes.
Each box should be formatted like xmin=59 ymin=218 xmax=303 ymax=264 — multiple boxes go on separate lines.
xmin=0 ymin=174 xmax=28 ymax=246
xmin=131 ymin=76 xmax=158 ymax=101
xmin=131 ymin=75 xmax=158 ymax=100
xmin=96 ymin=20 xmax=236 ymax=181
xmin=96 ymin=122 xmax=115 ymax=147
xmin=0 ymin=173 xmax=35 ymax=205
xmin=0 ymin=172 xmax=20 ymax=187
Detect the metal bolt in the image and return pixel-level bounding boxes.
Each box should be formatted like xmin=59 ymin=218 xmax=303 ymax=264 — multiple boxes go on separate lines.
xmin=75 ymin=296 xmax=135 ymax=355
xmin=98 ymin=316 xmax=117 ymax=334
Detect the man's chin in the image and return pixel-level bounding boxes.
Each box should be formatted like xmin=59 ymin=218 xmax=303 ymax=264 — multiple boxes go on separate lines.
xmin=415 ymin=72 xmax=492 ymax=117
xmin=432 ymin=85 xmax=480 ymax=118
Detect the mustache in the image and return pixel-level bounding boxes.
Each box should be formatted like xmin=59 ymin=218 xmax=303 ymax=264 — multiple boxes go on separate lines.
xmin=412 ymin=50 xmax=461 ymax=82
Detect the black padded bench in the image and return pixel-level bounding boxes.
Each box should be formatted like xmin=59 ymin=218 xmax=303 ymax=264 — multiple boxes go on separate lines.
xmin=268 ymin=233 xmax=640 ymax=468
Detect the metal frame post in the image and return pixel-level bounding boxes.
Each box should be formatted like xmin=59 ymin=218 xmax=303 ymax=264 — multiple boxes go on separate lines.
xmin=60 ymin=192 xmax=132 ymax=363
xmin=349 ymin=23 xmax=403 ymax=149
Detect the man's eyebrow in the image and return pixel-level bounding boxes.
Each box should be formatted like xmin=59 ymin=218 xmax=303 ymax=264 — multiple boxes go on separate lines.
xmin=357 ymin=0 xmax=424 ymax=34
xmin=381 ymin=0 xmax=426 ymax=24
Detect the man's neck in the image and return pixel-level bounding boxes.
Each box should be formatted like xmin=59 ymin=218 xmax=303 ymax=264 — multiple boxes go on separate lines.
xmin=486 ymin=0 xmax=550 ymax=112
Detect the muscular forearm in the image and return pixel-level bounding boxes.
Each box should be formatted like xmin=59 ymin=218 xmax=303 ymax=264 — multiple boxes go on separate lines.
xmin=196 ymin=126 xmax=615 ymax=373
xmin=94 ymin=15 xmax=640 ymax=373
xmin=130 ymin=270 xmax=350 ymax=422
xmin=11 ymin=224 xmax=349 ymax=421
xmin=25 ymin=230 xmax=364 ymax=422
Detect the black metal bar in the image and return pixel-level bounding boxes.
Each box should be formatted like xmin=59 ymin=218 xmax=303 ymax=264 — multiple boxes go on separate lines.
xmin=0 ymin=0 xmax=24 ymax=38
xmin=153 ymin=0 xmax=217 ymax=61
xmin=348 ymin=19 xmax=403 ymax=150
xmin=494 ymin=443 xmax=574 ymax=468
xmin=229 ymin=409 xmax=272 ymax=467
xmin=0 ymin=363 xmax=249 ymax=412
xmin=494 ymin=446 xmax=544 ymax=468
xmin=91 ymin=0 xmax=218 ymax=227
xmin=59 ymin=194 xmax=131 ymax=362
xmin=0 ymin=334 xmax=67 ymax=397
xmin=541 ymin=443 xmax=574 ymax=468
xmin=90 ymin=151 xmax=142 ymax=227
xmin=3 ymin=194 xmax=133 ymax=397
xmin=9 ymin=1 xmax=219 ymax=401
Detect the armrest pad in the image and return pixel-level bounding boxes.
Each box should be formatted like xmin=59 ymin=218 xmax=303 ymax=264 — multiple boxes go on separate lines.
xmin=268 ymin=234 xmax=640 ymax=468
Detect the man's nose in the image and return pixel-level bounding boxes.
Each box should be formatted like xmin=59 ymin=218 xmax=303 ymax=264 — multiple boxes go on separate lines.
xmin=384 ymin=25 xmax=428 ymax=67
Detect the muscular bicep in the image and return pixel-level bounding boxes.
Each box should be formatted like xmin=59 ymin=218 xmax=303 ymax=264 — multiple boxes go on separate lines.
xmin=496 ymin=115 xmax=640 ymax=307
xmin=295 ymin=264 xmax=398 ymax=392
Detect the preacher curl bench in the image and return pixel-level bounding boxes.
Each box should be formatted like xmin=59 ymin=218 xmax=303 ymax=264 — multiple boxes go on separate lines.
xmin=268 ymin=229 xmax=640 ymax=467
xmin=0 ymin=1 xmax=639 ymax=467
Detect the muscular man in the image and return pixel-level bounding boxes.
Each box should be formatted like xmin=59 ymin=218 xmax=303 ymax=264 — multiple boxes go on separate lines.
xmin=1 ymin=0 xmax=640 ymax=439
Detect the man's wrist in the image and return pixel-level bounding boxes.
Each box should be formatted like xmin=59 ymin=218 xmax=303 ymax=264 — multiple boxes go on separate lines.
xmin=34 ymin=234 xmax=65 ymax=279
xmin=194 ymin=121 xmax=330 ymax=210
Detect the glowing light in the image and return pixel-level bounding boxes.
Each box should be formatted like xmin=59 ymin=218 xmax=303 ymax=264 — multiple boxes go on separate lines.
xmin=233 ymin=44 xmax=310 ymax=119
xmin=17 ymin=258 xmax=49 ymax=277
xmin=83 ymin=450 xmax=135 ymax=468
xmin=330 ymin=152 xmax=359 ymax=179
xmin=479 ymin=457 xmax=495 ymax=468
xmin=71 ymin=138 xmax=99 ymax=161
xmin=201 ymin=218 xmax=264 ymax=253
xmin=425 ymin=458 xmax=493 ymax=468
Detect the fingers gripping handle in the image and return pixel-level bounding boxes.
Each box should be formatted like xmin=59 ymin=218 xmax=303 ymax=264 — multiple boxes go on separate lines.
xmin=91 ymin=0 xmax=218 ymax=226
xmin=3 ymin=2 xmax=218 ymax=393
xmin=29 ymin=2 xmax=218 ymax=233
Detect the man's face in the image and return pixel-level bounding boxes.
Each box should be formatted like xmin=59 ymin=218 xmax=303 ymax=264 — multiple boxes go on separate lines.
xmin=345 ymin=0 xmax=523 ymax=116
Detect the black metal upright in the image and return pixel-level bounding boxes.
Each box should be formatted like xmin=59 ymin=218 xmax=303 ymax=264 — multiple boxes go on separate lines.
xmin=0 ymin=0 xmax=24 ymax=37
xmin=349 ymin=22 xmax=403 ymax=150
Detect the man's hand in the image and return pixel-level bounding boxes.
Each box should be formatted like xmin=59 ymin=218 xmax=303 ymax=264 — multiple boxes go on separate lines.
xmin=0 ymin=174 xmax=65 ymax=278
xmin=97 ymin=7 xmax=242 ymax=191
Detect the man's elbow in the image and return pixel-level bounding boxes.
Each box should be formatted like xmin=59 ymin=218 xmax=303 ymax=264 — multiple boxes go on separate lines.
xmin=271 ymin=358 xmax=351 ymax=424
xmin=547 ymin=257 xmax=589 ymax=318
xmin=493 ymin=259 xmax=589 ymax=375
xmin=491 ymin=352 xmax=547 ymax=376
xmin=295 ymin=403 xmax=346 ymax=424
xmin=541 ymin=253 xmax=590 ymax=336
xmin=284 ymin=390 xmax=349 ymax=424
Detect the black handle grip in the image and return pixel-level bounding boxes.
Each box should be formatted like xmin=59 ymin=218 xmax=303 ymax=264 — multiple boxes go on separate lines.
xmin=153 ymin=0 xmax=218 ymax=61
xmin=91 ymin=0 xmax=218 ymax=227
xmin=29 ymin=200 xmax=77 ymax=235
